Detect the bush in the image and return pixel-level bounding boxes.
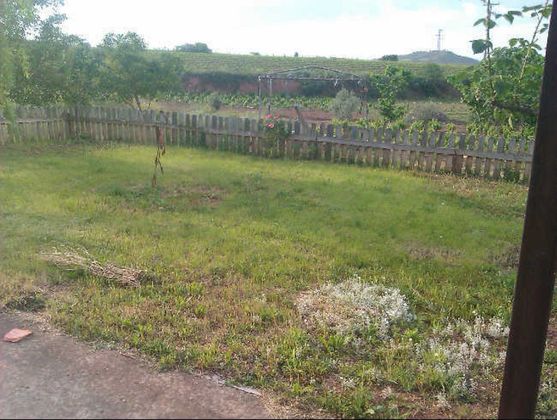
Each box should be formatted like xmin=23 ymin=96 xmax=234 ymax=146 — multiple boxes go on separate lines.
xmin=405 ymin=102 xmax=449 ymax=124
xmin=381 ymin=54 xmax=399 ymax=61
xmin=207 ymin=92 xmax=222 ymax=111
xmin=371 ymin=66 xmax=409 ymax=122
xmin=296 ymin=275 xmax=415 ymax=341
xmin=330 ymin=89 xmax=360 ymax=120
xmin=175 ymin=42 xmax=212 ymax=53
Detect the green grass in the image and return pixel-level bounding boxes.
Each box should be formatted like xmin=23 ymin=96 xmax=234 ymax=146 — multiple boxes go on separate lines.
xmin=162 ymin=51 xmax=468 ymax=77
xmin=0 ymin=142 xmax=554 ymax=418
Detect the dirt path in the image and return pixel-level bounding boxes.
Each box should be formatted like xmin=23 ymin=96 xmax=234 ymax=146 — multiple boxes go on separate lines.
xmin=0 ymin=312 xmax=271 ymax=419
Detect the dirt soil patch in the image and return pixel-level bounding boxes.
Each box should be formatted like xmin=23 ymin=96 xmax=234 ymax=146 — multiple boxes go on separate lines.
xmin=406 ymin=243 xmax=462 ymax=263
xmin=0 ymin=311 xmax=271 ymax=419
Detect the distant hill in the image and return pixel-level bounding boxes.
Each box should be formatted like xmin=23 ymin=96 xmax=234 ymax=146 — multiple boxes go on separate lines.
xmin=159 ymin=51 xmax=468 ymax=78
xmin=149 ymin=50 xmax=466 ymax=99
xmin=398 ymin=50 xmax=478 ymax=66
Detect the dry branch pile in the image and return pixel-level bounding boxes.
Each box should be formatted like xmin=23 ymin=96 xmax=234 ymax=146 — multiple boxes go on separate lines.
xmin=41 ymin=248 xmax=150 ymax=288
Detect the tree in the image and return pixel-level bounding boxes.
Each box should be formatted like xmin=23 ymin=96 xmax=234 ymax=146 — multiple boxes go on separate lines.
xmin=0 ymin=0 xmax=61 ymax=110
xmin=10 ymin=14 xmax=103 ymax=106
xmin=414 ymin=63 xmax=447 ymax=97
xmin=62 ymin=40 xmax=104 ymax=106
xmin=175 ymin=42 xmax=212 ymax=53
xmin=381 ymin=54 xmax=399 ymax=61
xmin=100 ymin=32 xmax=182 ymax=111
xmin=449 ymin=1 xmax=552 ymax=136
xmin=370 ymin=66 xmax=410 ymax=122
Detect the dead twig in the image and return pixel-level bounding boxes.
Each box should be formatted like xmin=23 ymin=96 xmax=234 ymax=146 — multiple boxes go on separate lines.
xmin=40 ymin=248 xmax=151 ymax=288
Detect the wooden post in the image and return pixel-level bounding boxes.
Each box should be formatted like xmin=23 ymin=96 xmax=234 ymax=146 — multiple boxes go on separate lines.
xmin=464 ymin=135 xmax=476 ymax=175
xmin=258 ymin=77 xmax=263 ymax=120
xmin=499 ymin=4 xmax=557 ymax=417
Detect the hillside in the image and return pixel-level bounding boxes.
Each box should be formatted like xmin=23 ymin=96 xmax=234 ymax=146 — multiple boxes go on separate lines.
xmin=398 ymin=50 xmax=478 ymax=65
xmin=163 ymin=51 xmax=468 ymax=77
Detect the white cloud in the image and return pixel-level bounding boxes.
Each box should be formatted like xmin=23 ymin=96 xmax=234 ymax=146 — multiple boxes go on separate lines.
xmin=60 ymin=0 xmax=547 ymax=58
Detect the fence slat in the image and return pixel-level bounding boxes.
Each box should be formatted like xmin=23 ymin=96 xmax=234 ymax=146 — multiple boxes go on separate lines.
xmin=2 ymin=106 xmax=535 ymax=182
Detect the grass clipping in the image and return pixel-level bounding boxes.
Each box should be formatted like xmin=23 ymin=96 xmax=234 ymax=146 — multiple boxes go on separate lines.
xmin=41 ymin=248 xmax=151 ymax=288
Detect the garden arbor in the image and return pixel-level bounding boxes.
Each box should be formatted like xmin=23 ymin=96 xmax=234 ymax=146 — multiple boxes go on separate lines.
xmin=257 ymin=65 xmax=366 ymax=119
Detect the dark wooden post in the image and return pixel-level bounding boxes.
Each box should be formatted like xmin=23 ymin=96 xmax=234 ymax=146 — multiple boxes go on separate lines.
xmin=498 ymin=4 xmax=557 ymax=418
xmin=258 ymin=76 xmax=263 ymax=120
xmin=267 ymin=78 xmax=273 ymax=115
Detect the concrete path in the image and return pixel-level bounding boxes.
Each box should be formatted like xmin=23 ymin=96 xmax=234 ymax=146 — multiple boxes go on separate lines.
xmin=0 ymin=312 xmax=271 ymax=419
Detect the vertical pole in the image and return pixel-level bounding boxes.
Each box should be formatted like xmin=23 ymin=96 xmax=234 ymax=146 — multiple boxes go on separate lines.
xmin=258 ymin=77 xmax=263 ymax=120
xmin=267 ymin=78 xmax=273 ymax=115
xmin=498 ymin=4 xmax=557 ymax=418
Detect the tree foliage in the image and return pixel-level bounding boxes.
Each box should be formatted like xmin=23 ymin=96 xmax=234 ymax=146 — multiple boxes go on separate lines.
xmin=3 ymin=9 xmax=184 ymax=111
xmin=10 ymin=14 xmax=103 ymax=106
xmin=380 ymin=54 xmax=399 ymax=61
xmin=0 ymin=0 xmax=61 ymax=109
xmin=449 ymin=1 xmax=552 ymax=137
xmin=100 ymin=32 xmax=182 ymax=111
xmin=175 ymin=42 xmax=212 ymax=53
xmin=370 ymin=66 xmax=410 ymax=122
xmin=330 ymin=88 xmax=360 ymax=120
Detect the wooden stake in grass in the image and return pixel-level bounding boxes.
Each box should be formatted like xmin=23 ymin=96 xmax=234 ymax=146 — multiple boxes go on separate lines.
xmin=41 ymin=249 xmax=150 ymax=288
xmin=152 ymin=112 xmax=167 ymax=188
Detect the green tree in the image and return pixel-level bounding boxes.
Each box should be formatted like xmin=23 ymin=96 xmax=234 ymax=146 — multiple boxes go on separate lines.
xmin=380 ymin=54 xmax=399 ymax=61
xmin=10 ymin=14 xmax=103 ymax=106
xmin=62 ymin=40 xmax=104 ymax=106
xmin=449 ymin=1 xmax=551 ymax=136
xmin=100 ymin=32 xmax=182 ymax=111
xmin=370 ymin=66 xmax=410 ymax=122
xmin=175 ymin=42 xmax=212 ymax=53
xmin=0 ymin=0 xmax=61 ymax=110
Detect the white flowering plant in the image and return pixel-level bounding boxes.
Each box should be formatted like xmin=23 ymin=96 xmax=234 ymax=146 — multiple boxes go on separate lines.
xmin=417 ymin=316 xmax=509 ymax=401
xmin=296 ymin=275 xmax=415 ymax=345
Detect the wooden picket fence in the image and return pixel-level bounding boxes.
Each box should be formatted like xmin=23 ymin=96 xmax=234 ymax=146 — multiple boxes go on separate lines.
xmin=0 ymin=105 xmax=534 ymax=182
xmin=0 ymin=107 xmax=68 ymax=144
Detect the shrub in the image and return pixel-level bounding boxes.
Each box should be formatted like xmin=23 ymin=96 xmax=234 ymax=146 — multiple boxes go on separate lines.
xmin=381 ymin=54 xmax=399 ymax=61
xmin=262 ymin=114 xmax=289 ymax=155
xmin=429 ymin=118 xmax=442 ymax=131
xmin=296 ymin=275 xmax=415 ymax=341
xmin=418 ymin=316 xmax=508 ymax=401
xmin=175 ymin=42 xmax=212 ymax=53
xmin=207 ymin=92 xmax=222 ymax=111
xmin=330 ymin=89 xmax=360 ymax=120
xmin=371 ymin=66 xmax=409 ymax=122
xmin=405 ymin=102 xmax=449 ymax=124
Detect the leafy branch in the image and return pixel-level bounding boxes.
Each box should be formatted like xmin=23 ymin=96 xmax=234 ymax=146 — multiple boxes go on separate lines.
xmin=517 ymin=1 xmax=551 ymax=83
xmin=461 ymin=1 xmax=552 ymax=131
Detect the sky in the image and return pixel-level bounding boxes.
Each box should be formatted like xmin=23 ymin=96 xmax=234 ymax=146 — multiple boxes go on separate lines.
xmin=57 ymin=0 xmax=548 ymax=59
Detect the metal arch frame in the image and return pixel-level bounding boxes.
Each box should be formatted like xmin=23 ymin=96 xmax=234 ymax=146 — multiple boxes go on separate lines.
xmin=257 ymin=65 xmax=366 ymax=119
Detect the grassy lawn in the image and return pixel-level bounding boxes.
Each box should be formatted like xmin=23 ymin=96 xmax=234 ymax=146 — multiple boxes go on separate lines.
xmin=1 ymin=143 xmax=555 ymax=418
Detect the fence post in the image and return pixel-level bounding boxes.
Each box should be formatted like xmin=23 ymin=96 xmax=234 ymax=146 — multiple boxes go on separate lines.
xmin=498 ymin=4 xmax=557 ymax=416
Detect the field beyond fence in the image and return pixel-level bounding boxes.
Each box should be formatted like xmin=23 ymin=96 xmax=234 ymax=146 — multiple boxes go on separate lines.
xmin=0 ymin=106 xmax=534 ymax=182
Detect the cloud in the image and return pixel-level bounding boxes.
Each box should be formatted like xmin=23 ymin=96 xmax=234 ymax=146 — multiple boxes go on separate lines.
xmin=60 ymin=0 xmax=547 ymax=58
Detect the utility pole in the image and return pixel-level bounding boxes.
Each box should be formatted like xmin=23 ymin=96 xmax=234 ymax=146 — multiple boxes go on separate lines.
xmin=436 ymin=29 xmax=443 ymax=51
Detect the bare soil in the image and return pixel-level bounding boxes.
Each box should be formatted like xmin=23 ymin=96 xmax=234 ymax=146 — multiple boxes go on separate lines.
xmin=0 ymin=311 xmax=271 ymax=419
